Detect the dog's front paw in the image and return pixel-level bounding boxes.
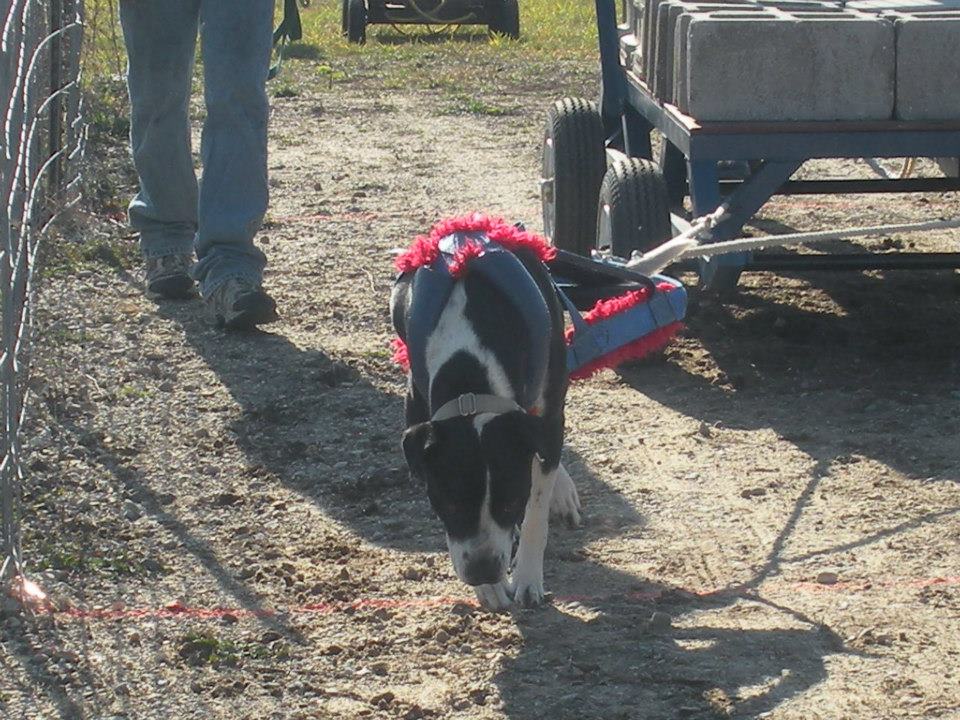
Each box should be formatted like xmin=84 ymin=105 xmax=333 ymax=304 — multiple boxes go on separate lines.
xmin=549 ymin=465 xmax=581 ymax=528
xmin=474 ymin=581 xmax=513 ymax=612
xmin=511 ymin=570 xmax=545 ymax=608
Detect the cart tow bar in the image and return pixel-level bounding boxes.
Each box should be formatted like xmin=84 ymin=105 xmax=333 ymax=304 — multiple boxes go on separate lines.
xmin=624 ymin=208 xmax=960 ymax=277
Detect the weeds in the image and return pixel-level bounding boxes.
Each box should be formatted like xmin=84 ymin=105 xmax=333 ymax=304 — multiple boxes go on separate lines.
xmin=40 ymin=232 xmax=139 ymax=279
xmin=178 ymin=631 xmax=291 ymax=668
xmin=40 ymin=326 xmax=88 ymax=346
xmin=30 ymin=537 xmax=148 ymax=578
xmin=118 ymin=384 xmax=154 ymax=401
xmin=445 ymin=93 xmax=517 ymax=116
xmin=273 ymin=83 xmax=301 ymax=98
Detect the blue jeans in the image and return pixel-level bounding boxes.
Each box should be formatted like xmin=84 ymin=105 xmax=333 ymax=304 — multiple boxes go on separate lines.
xmin=120 ymin=0 xmax=272 ymax=296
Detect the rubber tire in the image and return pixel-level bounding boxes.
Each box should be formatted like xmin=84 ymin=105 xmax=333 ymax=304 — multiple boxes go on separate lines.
xmin=489 ymin=0 xmax=520 ymax=39
xmin=596 ymin=158 xmax=672 ymax=258
xmin=542 ymin=98 xmax=607 ymax=256
xmin=346 ymin=0 xmax=367 ymax=44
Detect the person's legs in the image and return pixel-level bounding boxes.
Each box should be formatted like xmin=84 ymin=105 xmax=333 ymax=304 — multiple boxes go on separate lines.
xmin=120 ymin=0 xmax=201 ymax=297
xmin=192 ymin=0 xmax=273 ymax=300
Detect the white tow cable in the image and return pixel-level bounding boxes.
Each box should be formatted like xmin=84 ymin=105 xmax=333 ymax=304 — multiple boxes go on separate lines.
xmin=625 ymin=206 xmax=960 ymax=277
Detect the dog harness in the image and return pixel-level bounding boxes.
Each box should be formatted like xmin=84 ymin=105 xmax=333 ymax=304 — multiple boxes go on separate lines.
xmin=393 ymin=214 xmax=688 ymax=420
xmin=400 ymin=231 xmax=552 ymax=418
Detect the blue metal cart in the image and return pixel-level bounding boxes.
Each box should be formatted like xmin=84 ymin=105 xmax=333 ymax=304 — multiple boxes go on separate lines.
xmin=540 ymin=0 xmax=960 ymax=290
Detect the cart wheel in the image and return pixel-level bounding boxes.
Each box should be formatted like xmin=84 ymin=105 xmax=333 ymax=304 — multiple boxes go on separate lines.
xmin=542 ymin=98 xmax=606 ymax=256
xmin=596 ymin=158 xmax=672 ymax=259
xmin=346 ymin=0 xmax=367 ymax=44
xmin=489 ymin=0 xmax=520 ymax=39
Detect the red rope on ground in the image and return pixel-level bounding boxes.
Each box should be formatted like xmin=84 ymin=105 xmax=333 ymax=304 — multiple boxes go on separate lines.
xmin=12 ymin=575 xmax=958 ymax=623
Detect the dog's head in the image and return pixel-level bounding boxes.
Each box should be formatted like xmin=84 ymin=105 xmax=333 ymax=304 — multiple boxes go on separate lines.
xmin=402 ymin=411 xmax=540 ymax=586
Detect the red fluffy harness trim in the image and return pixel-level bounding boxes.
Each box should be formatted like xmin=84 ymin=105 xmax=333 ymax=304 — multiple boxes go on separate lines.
xmin=565 ymin=282 xmax=683 ymax=381
xmin=391 ymin=214 xmax=681 ymax=379
xmin=394 ymin=213 xmax=556 ymax=276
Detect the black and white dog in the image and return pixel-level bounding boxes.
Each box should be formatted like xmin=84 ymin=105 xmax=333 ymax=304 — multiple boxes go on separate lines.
xmin=391 ymin=222 xmax=580 ymax=610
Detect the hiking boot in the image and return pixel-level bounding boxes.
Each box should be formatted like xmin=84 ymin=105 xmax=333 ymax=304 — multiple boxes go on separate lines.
xmin=145 ymin=253 xmax=196 ymax=299
xmin=204 ymin=277 xmax=279 ymax=330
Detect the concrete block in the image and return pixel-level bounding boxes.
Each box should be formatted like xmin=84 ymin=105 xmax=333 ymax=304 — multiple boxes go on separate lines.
xmin=632 ymin=0 xmax=646 ymax=39
xmin=620 ymin=32 xmax=641 ymax=71
xmin=632 ymin=46 xmax=646 ymax=78
xmin=754 ymin=0 xmax=843 ymax=8
xmin=847 ymin=0 xmax=960 ymax=11
xmin=629 ymin=0 xmax=649 ymax=76
xmin=672 ymin=8 xmax=776 ymax=107
xmin=650 ymin=0 xmax=761 ymax=97
xmin=682 ymin=13 xmax=895 ymax=121
xmin=643 ymin=0 xmax=671 ymax=79
xmin=893 ymin=13 xmax=960 ymax=120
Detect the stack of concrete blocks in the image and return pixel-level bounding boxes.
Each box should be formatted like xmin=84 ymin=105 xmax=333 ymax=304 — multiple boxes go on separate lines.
xmin=653 ymin=0 xmax=767 ymax=102
xmin=623 ymin=0 xmax=648 ymax=76
xmin=880 ymin=8 xmax=960 ymax=119
xmin=642 ymin=0 xmax=757 ymax=79
xmin=678 ymin=6 xmax=896 ymax=121
xmin=626 ymin=0 xmax=960 ymax=122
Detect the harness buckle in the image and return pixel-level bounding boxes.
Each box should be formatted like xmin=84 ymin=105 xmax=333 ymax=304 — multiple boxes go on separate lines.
xmin=457 ymin=393 xmax=478 ymax=416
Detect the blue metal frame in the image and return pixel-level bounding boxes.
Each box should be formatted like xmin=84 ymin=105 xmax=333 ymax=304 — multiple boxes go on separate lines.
xmin=596 ymin=0 xmax=960 ymax=289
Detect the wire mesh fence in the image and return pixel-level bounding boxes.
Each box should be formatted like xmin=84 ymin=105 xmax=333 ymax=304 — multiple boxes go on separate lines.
xmin=1 ymin=0 xmax=85 ymax=586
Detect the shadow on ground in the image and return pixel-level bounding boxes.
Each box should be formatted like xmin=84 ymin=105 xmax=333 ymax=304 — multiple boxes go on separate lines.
xmin=150 ymin=293 xmax=849 ymax=719
xmin=486 ymin=263 xmax=959 ymax=719
xmin=631 ymin=264 xmax=960 ymax=482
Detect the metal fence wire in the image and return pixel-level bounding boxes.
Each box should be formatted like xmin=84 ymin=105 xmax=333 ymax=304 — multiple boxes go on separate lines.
xmin=1 ymin=0 xmax=84 ymax=584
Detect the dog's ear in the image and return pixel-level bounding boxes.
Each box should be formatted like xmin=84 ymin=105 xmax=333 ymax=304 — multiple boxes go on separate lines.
xmin=483 ymin=411 xmax=544 ymax=460
xmin=402 ymin=422 xmax=437 ymax=481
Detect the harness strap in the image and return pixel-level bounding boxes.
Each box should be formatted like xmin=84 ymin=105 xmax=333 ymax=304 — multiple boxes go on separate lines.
xmin=431 ymin=393 xmax=524 ymax=422
xmin=269 ymin=0 xmax=304 ymax=81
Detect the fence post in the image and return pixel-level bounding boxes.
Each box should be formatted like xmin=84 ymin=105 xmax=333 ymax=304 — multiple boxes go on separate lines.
xmin=49 ymin=0 xmax=64 ymax=200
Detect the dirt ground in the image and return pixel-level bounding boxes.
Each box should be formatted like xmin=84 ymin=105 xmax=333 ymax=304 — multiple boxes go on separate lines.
xmin=2 ymin=50 xmax=960 ymax=720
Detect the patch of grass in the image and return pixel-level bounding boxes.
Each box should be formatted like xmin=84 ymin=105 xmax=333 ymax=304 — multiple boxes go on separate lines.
xmin=40 ymin=234 xmax=140 ymax=279
xmin=41 ymin=326 xmax=88 ymax=346
xmin=283 ymin=42 xmax=327 ymax=61
xmin=178 ymin=632 xmax=291 ymax=668
xmin=118 ymin=384 xmax=154 ymax=401
xmin=359 ymin=347 xmax=392 ymax=360
xmin=30 ymin=538 xmax=146 ymax=577
xmin=81 ymin=0 xmax=599 ymax=96
xmin=84 ymin=75 xmax=131 ymax=141
xmin=445 ymin=93 xmax=517 ymax=116
xmin=273 ymin=83 xmax=301 ymax=98
xmin=296 ymin=1 xmax=597 ymax=61
xmin=316 ymin=64 xmax=346 ymax=88
xmin=82 ymin=0 xmax=127 ymax=82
